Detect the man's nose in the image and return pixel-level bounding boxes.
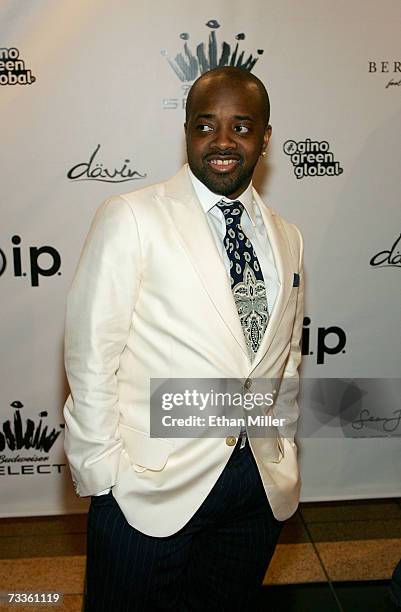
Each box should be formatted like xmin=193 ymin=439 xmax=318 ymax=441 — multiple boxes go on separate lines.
xmin=211 ymin=126 xmax=236 ymax=150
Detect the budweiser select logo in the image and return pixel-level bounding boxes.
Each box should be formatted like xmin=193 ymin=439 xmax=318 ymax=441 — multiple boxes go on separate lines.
xmin=0 ymin=401 xmax=66 ymax=477
xmin=0 ymin=401 xmax=63 ymax=452
xmin=161 ymin=19 xmax=264 ymax=110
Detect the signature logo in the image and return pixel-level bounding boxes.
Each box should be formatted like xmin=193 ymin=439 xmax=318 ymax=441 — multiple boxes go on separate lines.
xmin=67 ymin=144 xmax=147 ymax=183
xmin=161 ymin=19 xmax=263 ymax=83
xmin=296 ymin=379 xmax=401 ymax=439
xmin=0 ymin=401 xmax=64 ymax=453
xmin=352 ymin=408 xmax=401 ymax=434
xmin=370 ymin=233 xmax=401 ymax=268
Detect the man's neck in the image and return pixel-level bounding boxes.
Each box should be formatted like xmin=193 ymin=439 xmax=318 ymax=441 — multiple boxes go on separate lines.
xmin=187 ymin=166 xmax=253 ymax=212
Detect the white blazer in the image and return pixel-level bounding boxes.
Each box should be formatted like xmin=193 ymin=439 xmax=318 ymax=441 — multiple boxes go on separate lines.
xmin=63 ymin=164 xmax=304 ymax=537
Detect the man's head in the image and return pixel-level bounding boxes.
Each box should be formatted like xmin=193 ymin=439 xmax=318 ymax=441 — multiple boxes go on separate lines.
xmin=184 ymin=67 xmax=271 ymax=199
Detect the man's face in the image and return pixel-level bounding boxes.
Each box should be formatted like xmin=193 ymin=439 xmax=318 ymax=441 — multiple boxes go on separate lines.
xmin=185 ymin=78 xmax=271 ymax=199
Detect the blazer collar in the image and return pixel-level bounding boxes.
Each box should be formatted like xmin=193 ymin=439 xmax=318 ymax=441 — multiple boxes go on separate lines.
xmin=250 ymin=189 xmax=294 ymax=372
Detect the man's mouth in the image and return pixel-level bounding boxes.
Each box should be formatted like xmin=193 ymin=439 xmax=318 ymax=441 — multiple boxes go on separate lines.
xmin=206 ymin=156 xmax=240 ymax=173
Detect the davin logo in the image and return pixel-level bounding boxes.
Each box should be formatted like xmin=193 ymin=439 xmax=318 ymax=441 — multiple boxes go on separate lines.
xmin=67 ymin=144 xmax=147 ymax=184
xmin=370 ymin=233 xmax=401 ymax=268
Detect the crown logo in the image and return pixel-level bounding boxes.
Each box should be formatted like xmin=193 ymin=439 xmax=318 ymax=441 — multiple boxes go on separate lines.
xmin=0 ymin=400 xmax=64 ymax=453
xmin=161 ymin=19 xmax=264 ymax=82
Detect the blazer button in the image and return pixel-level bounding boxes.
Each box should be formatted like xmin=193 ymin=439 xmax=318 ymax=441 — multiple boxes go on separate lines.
xmin=244 ymin=378 xmax=252 ymax=390
xmin=225 ymin=436 xmax=236 ymax=447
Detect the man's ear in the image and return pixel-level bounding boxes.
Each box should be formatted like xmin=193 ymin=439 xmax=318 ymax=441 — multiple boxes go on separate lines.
xmin=263 ymin=124 xmax=272 ymax=151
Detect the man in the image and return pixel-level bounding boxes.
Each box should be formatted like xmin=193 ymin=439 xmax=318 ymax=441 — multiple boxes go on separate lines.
xmin=64 ymin=66 xmax=304 ymax=610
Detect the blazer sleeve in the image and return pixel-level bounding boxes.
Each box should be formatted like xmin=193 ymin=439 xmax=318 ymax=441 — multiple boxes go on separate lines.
xmin=275 ymin=223 xmax=304 ymax=445
xmin=63 ymin=196 xmax=141 ymax=496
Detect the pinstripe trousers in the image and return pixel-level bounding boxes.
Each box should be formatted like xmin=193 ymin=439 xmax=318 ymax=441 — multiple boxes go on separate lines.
xmin=85 ymin=438 xmax=282 ymax=611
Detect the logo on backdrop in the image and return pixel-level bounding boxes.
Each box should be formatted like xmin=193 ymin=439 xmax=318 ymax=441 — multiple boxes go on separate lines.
xmin=0 ymin=236 xmax=61 ymax=287
xmin=370 ymin=233 xmax=401 ymax=268
xmin=0 ymin=47 xmax=36 ymax=85
xmin=302 ymin=317 xmax=347 ymax=365
xmin=67 ymin=144 xmax=147 ymax=183
xmin=368 ymin=60 xmax=401 ymax=90
xmin=161 ymin=19 xmax=263 ymax=110
xmin=283 ymin=139 xmax=343 ymax=179
xmin=0 ymin=401 xmax=66 ymax=476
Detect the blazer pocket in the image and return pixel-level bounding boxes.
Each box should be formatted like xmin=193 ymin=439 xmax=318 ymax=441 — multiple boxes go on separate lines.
xmin=266 ymin=436 xmax=284 ymax=463
xmin=119 ymin=423 xmax=174 ymax=472
xmin=250 ymin=435 xmax=283 ymax=464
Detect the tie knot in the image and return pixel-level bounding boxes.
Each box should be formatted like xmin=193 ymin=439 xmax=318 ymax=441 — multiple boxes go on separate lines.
xmin=216 ymin=200 xmax=244 ymax=220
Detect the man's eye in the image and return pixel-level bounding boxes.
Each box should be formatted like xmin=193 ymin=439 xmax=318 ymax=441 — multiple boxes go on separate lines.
xmin=234 ymin=125 xmax=250 ymax=133
xmin=197 ymin=124 xmax=213 ymax=132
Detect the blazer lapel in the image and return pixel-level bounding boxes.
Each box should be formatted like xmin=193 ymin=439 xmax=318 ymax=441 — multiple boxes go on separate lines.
xmin=158 ymin=166 xmax=249 ymax=358
xmin=250 ymin=190 xmax=294 ymax=372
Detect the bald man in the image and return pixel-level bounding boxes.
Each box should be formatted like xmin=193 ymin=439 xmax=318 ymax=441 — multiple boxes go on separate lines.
xmin=64 ymin=67 xmax=304 ymax=610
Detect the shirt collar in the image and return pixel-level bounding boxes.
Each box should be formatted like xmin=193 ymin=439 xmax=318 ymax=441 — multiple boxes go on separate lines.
xmin=188 ymin=166 xmax=256 ymax=226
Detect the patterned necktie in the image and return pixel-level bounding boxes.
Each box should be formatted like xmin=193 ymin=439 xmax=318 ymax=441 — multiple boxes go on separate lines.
xmin=216 ymin=200 xmax=269 ymax=361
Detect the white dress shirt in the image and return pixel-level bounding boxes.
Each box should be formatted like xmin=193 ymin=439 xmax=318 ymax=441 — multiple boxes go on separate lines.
xmin=188 ymin=168 xmax=280 ymax=316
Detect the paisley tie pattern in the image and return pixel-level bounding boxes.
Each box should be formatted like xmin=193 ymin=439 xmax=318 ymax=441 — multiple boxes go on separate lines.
xmin=216 ymin=200 xmax=269 ymax=361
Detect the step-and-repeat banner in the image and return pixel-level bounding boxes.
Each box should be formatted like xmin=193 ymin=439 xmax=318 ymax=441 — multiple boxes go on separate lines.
xmin=1 ymin=0 xmax=400 ymax=516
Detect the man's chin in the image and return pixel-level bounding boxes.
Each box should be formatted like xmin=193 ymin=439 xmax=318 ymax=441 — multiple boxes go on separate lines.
xmin=201 ymin=172 xmax=243 ymax=198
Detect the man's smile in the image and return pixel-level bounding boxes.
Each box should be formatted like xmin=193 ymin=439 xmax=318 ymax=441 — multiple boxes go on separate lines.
xmin=206 ymin=155 xmax=241 ymax=173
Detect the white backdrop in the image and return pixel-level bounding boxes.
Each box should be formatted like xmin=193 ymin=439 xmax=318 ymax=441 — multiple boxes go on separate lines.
xmin=0 ymin=0 xmax=400 ymax=516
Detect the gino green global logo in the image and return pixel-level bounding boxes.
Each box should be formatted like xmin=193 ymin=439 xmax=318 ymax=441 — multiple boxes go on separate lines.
xmin=0 ymin=47 xmax=36 ymax=85
xmin=283 ymin=139 xmax=343 ymax=179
